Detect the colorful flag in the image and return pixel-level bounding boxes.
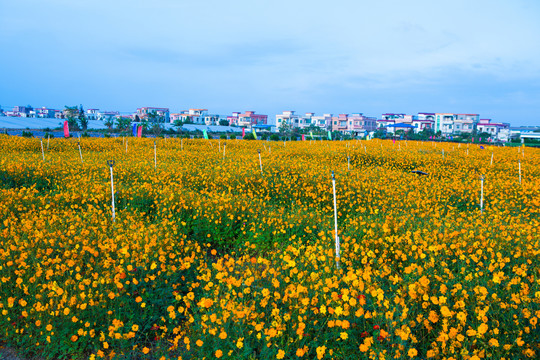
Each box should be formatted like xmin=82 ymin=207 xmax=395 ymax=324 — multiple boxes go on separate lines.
xmin=137 ymin=126 xmax=142 ymax=138
xmin=242 ymin=128 xmax=245 ymax=137
xmin=132 ymin=123 xmax=138 ymax=137
xmin=203 ymin=130 xmax=209 ymax=140
xmin=392 ymin=138 xmax=396 ymax=144
xmin=328 ymin=131 xmax=332 ymax=140
xmin=310 ymin=131 xmax=313 ymax=139
xmin=302 ymin=134 xmax=305 ymax=141
xmin=252 ymin=129 xmax=257 ymax=140
xmin=63 ymin=121 xmax=69 ymax=138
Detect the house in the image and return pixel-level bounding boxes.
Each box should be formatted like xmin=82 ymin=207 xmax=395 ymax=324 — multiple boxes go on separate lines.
xmin=275 ymin=111 xmax=299 ymax=131
xmin=227 ymin=111 xmax=268 ymax=127
xmin=413 ymin=113 xmax=435 ymax=133
xmin=175 ymin=109 xmax=220 ymax=125
xmin=34 ymin=107 xmax=57 ymax=118
xmin=477 ymin=119 xmax=510 ymax=139
xmin=435 ymin=113 xmax=457 ymax=135
xmin=13 ymin=106 xmax=32 ymax=117
xmin=136 ymin=107 xmax=170 ymax=122
xmin=332 ymin=114 xmax=348 ymax=133
xmin=85 ymin=109 xmax=100 ymax=120
xmin=454 ymin=114 xmax=479 ymax=134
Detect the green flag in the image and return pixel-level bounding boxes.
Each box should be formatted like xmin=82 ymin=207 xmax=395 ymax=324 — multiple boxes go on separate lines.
xmin=252 ymin=129 xmax=257 ymax=140
xmin=328 ymin=131 xmax=332 ymax=140
xmin=310 ymin=131 xmax=313 ymax=140
xmin=203 ymin=130 xmax=209 ymax=140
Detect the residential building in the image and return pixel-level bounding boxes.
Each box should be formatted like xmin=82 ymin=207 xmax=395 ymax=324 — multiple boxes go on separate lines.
xmin=454 ymin=114 xmax=479 ymax=134
xmin=477 ymin=119 xmax=510 ymax=139
xmin=12 ymin=106 xmax=32 ymax=117
xmin=413 ymin=113 xmax=435 ymax=132
xmin=275 ymin=111 xmax=299 ymax=131
xmin=332 ymin=114 xmax=348 ymax=133
xmin=435 ymin=113 xmax=457 ymax=135
xmin=136 ymin=107 xmax=170 ymax=122
xmin=85 ymin=109 xmax=100 ymax=120
xmin=227 ymin=111 xmax=268 ymax=127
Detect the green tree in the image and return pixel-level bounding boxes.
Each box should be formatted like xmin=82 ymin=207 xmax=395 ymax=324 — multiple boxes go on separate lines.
xmin=152 ymin=123 xmax=164 ymax=137
xmin=78 ymin=105 xmax=88 ymax=131
xmin=104 ymin=119 xmax=114 ymax=130
xmin=219 ymin=119 xmax=229 ymax=126
xmin=116 ymin=117 xmax=131 ymax=131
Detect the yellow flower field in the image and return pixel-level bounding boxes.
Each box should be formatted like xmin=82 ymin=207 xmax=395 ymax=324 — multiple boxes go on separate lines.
xmin=0 ymin=135 xmax=539 ymax=359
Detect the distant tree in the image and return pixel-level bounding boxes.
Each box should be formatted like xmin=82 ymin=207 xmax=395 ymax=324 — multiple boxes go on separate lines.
xmin=151 ymin=123 xmax=163 ymax=137
xmin=67 ymin=117 xmax=80 ymax=132
xmin=134 ymin=115 xmax=141 ymax=122
xmin=116 ymin=117 xmax=131 ymax=131
xmin=78 ymin=104 xmax=88 ymax=131
xmin=104 ymin=119 xmax=114 ymax=130
xmin=64 ymin=106 xmax=78 ymax=118
xmin=219 ymin=119 xmax=229 ymax=126
xmin=173 ymin=119 xmax=184 ymax=135
xmin=243 ymin=133 xmax=256 ymax=140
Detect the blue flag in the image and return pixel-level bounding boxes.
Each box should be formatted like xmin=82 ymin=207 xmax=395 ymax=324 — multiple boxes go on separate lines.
xmin=132 ymin=123 xmax=138 ymax=137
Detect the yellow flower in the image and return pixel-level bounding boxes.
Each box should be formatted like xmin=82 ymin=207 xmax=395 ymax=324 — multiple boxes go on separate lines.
xmin=132 ymin=324 xmax=139 ymax=331
xmin=196 ymin=339 xmax=203 ymax=347
xmin=215 ymin=349 xmax=223 ymax=358
xmin=408 ymin=348 xmax=418 ymax=357
xmin=340 ymin=332 xmax=348 ymax=340
xmin=316 ymin=346 xmax=326 ymax=359
xmin=142 ymin=347 xmax=150 ymax=354
xmin=277 ymin=349 xmax=285 ymax=359
xmin=219 ymin=331 xmax=227 ymax=339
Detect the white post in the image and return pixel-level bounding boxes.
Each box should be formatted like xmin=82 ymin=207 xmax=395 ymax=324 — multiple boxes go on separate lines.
xmin=78 ymin=142 xmax=83 ymax=163
xmin=154 ymin=141 xmax=157 ymax=169
xmin=258 ymin=149 xmax=263 ymax=175
xmin=490 ymin=152 xmax=493 ymax=166
xmin=519 ymin=160 xmax=522 ymax=184
xmin=107 ymin=160 xmax=116 ymax=222
xmin=347 ymin=155 xmax=350 ymax=171
xmin=442 ymin=149 xmax=445 ymax=159
xmin=125 ymin=140 xmax=128 ymax=153
xmin=480 ymin=175 xmax=484 ymax=214
xmin=181 ymin=138 xmax=183 ymax=151
xmin=331 ymin=171 xmax=340 ymax=269
xmin=40 ymin=139 xmax=45 ymax=161
xmin=47 ymin=135 xmax=50 ymax=150
xmin=219 ymin=139 xmax=221 ymax=153
xmin=467 ymin=148 xmax=469 ymax=156
xmin=223 ymin=143 xmax=226 ymax=161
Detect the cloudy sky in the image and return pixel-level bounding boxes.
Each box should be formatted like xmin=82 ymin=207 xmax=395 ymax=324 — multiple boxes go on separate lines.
xmin=1 ymin=0 xmax=539 ymax=125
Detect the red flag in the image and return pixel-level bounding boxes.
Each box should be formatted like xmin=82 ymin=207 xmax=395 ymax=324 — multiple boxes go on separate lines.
xmin=137 ymin=125 xmax=142 ymax=138
xmin=392 ymin=138 xmax=396 ymax=144
xmin=63 ymin=121 xmax=69 ymax=138
xmin=302 ymin=134 xmax=305 ymax=141
xmin=242 ymin=128 xmax=245 ymax=137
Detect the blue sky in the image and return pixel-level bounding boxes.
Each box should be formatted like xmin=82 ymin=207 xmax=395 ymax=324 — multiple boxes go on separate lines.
xmin=1 ymin=0 xmax=539 ymax=125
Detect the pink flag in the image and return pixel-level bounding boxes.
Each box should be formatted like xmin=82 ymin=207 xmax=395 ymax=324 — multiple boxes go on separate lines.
xmin=392 ymin=138 xmax=396 ymax=144
xmin=137 ymin=125 xmax=142 ymax=138
xmin=63 ymin=121 xmax=69 ymax=138
xmin=302 ymin=134 xmax=305 ymax=141
xmin=242 ymin=128 xmax=245 ymax=137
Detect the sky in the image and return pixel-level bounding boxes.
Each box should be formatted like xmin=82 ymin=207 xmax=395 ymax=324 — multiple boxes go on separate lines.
xmin=1 ymin=0 xmax=539 ymax=126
